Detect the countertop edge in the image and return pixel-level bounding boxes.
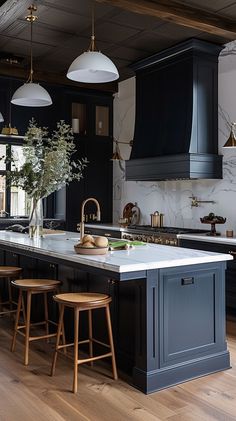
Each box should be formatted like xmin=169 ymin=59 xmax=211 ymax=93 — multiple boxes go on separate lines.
xmin=178 ymin=233 xmax=236 ymax=245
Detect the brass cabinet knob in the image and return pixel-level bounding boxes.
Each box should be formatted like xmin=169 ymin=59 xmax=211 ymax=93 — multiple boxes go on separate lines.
xmin=108 ymin=279 xmax=116 ymax=285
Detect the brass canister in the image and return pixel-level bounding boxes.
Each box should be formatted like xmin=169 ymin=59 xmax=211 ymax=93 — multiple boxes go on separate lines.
xmin=150 ymin=211 xmax=164 ymax=228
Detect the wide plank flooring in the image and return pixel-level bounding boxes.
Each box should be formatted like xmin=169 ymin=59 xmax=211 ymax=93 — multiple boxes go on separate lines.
xmin=0 ymin=318 xmax=236 ymax=421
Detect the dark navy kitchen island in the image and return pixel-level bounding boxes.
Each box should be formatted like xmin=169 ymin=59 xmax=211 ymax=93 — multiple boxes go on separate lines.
xmin=0 ymin=231 xmax=232 ymax=393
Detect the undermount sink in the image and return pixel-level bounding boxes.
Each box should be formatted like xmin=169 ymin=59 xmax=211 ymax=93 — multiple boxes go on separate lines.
xmin=66 ymin=237 xmax=80 ymax=241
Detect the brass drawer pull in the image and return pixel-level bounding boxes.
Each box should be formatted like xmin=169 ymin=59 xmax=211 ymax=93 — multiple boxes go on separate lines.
xmin=104 ymin=233 xmax=111 ymax=237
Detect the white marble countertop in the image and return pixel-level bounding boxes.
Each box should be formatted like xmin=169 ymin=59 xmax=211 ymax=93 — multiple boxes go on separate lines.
xmin=0 ymin=231 xmax=232 ymax=273
xmin=178 ymin=233 xmax=236 ymax=246
xmin=85 ymin=223 xmax=125 ymax=232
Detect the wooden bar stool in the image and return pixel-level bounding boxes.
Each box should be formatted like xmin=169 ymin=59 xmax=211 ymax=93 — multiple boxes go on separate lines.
xmin=0 ymin=266 xmax=23 ymax=317
xmin=11 ymin=279 xmax=64 ymax=366
xmin=51 ymin=292 xmax=118 ymax=393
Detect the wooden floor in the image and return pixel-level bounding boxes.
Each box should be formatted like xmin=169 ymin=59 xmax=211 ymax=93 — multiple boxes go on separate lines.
xmin=1 ymin=319 xmax=236 ymax=421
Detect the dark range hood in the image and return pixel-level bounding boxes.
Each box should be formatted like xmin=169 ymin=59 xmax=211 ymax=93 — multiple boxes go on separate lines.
xmin=125 ymin=39 xmax=223 ymax=181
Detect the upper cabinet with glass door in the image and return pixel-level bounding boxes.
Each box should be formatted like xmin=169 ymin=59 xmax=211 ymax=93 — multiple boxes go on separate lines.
xmin=95 ymin=105 xmax=109 ymax=136
xmin=70 ymin=93 xmax=112 ymax=139
xmin=71 ymin=102 xmax=87 ymax=136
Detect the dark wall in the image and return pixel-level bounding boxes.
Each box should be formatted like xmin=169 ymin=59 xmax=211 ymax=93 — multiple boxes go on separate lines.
xmin=0 ymin=76 xmax=114 ymax=227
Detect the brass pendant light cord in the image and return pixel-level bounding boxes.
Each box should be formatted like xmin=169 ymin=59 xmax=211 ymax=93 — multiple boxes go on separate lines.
xmin=26 ymin=5 xmax=38 ymax=83
xmin=88 ymin=1 xmax=97 ymax=52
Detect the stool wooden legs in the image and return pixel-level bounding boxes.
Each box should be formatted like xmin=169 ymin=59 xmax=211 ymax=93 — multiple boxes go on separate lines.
xmin=51 ymin=304 xmax=65 ymax=376
xmin=11 ymin=290 xmax=32 ymax=365
xmin=105 ymin=304 xmax=118 ymax=380
xmin=11 ymin=290 xmax=23 ymax=353
xmin=73 ymin=308 xmax=79 ymax=393
xmin=12 ymin=288 xmax=64 ymax=366
xmin=88 ymin=310 xmax=93 ymax=367
xmin=7 ymin=278 xmax=13 ymax=313
xmin=44 ymin=292 xmax=49 ymax=342
xmin=51 ymin=302 xmax=117 ymax=393
xmin=0 ymin=277 xmax=19 ymax=317
xmin=25 ymin=291 xmax=32 ymax=365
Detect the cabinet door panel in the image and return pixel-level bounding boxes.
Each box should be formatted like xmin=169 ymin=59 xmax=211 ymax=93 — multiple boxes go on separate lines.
xmin=160 ymin=265 xmax=222 ymax=366
xmin=84 ymin=140 xmax=112 ymax=223
xmin=36 ymin=259 xmax=58 ymax=280
xmin=20 ymin=255 xmax=36 ymax=278
xmin=5 ymin=251 xmax=20 ymax=267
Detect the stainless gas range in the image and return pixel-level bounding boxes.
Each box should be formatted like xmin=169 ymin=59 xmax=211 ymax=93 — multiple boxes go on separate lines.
xmin=121 ymin=225 xmax=209 ymax=246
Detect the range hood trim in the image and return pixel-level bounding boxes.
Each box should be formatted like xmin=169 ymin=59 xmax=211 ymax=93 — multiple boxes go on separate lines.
xmin=126 ymin=153 xmax=223 ymax=181
xmin=130 ymin=39 xmax=223 ymax=72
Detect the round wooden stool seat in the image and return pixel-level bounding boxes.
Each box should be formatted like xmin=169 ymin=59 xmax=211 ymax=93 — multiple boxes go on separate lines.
xmin=12 ymin=279 xmax=61 ymax=291
xmin=0 ymin=266 xmax=22 ymax=278
xmin=53 ymin=292 xmax=111 ymax=308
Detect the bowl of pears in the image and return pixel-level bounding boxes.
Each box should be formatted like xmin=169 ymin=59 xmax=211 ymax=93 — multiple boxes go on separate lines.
xmin=74 ymin=234 xmax=109 ymax=255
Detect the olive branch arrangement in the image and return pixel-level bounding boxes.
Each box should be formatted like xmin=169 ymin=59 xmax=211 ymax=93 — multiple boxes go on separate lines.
xmin=2 ymin=119 xmax=88 ymax=221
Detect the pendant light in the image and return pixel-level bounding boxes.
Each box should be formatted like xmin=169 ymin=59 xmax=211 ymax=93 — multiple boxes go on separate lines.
xmin=67 ymin=1 xmax=119 ymax=83
xmin=223 ymin=122 xmax=236 ymax=148
xmin=11 ymin=5 xmax=52 ymax=107
xmin=0 ymin=112 xmax=4 ymax=122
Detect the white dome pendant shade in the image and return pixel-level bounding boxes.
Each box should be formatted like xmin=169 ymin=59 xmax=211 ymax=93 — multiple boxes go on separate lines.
xmin=0 ymin=112 xmax=4 ymax=122
xmin=11 ymin=82 xmax=52 ymax=107
xmin=67 ymin=50 xmax=119 ymax=83
xmin=67 ymin=2 xmax=119 ymax=84
xmin=11 ymin=4 xmax=52 ymax=107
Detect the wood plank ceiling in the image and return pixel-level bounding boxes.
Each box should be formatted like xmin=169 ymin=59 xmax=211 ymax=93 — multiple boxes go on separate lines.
xmin=0 ymin=0 xmax=236 ymax=90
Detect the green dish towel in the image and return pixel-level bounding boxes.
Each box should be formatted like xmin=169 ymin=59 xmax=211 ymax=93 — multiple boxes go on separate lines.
xmin=108 ymin=240 xmax=146 ymax=249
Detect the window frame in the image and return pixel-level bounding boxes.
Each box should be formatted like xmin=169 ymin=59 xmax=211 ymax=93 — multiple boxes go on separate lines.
xmin=0 ymin=137 xmax=55 ymax=218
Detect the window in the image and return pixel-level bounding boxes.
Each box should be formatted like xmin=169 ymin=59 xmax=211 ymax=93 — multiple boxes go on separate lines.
xmin=0 ymin=140 xmax=30 ymax=217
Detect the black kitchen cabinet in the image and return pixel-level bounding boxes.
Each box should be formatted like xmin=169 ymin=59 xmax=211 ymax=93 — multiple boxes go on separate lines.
xmin=0 ymin=76 xmax=114 ymax=229
xmin=179 ymin=238 xmax=235 ymax=315
xmin=64 ymin=91 xmax=113 ymax=232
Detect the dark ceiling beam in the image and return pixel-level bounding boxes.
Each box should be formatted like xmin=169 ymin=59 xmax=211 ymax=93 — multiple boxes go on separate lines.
xmin=0 ymin=64 xmax=118 ymax=93
xmin=0 ymin=0 xmax=32 ymax=30
xmin=96 ymin=0 xmax=236 ymax=40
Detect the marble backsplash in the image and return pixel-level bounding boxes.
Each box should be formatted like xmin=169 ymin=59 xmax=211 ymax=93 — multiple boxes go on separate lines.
xmin=113 ymin=41 xmax=236 ymax=234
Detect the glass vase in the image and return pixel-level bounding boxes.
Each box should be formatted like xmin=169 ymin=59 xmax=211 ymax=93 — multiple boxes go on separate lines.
xmin=29 ymin=198 xmax=43 ymax=238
